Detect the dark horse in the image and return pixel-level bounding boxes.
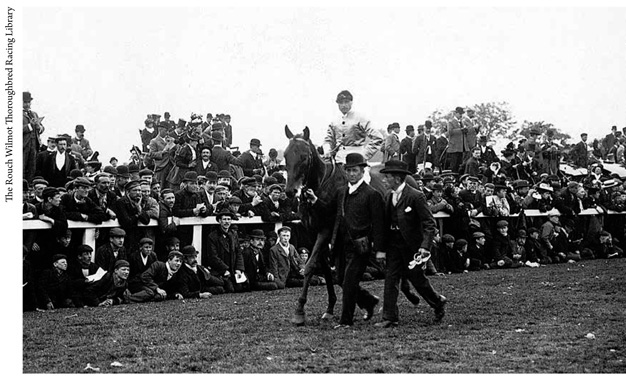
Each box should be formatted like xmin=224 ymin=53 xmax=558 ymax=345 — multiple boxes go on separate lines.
xmin=283 ymin=125 xmax=396 ymax=325
xmin=283 ymin=125 xmax=343 ymax=325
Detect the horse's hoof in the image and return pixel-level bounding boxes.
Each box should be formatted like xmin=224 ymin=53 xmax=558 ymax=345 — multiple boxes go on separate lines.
xmin=292 ymin=314 xmax=306 ymax=326
xmin=321 ymin=313 xmax=334 ymax=321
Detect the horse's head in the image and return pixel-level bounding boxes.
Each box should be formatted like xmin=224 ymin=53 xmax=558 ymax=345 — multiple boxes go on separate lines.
xmin=284 ymin=125 xmax=315 ymax=197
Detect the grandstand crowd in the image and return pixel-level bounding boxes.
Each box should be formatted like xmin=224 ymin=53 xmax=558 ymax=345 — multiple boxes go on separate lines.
xmin=22 ymin=91 xmax=625 ymax=312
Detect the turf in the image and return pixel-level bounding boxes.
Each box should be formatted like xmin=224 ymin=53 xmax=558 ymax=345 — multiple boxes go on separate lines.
xmin=23 ymin=258 xmax=626 ymax=373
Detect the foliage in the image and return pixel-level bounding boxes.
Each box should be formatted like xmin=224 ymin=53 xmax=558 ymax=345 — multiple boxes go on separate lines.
xmin=508 ymin=120 xmax=573 ymax=146
xmin=471 ymin=102 xmax=517 ymax=141
xmin=23 ymin=259 xmax=626 ymax=373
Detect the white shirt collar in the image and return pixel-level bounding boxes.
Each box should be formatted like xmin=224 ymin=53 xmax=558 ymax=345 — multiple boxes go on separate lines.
xmin=348 ymin=178 xmax=365 ymax=195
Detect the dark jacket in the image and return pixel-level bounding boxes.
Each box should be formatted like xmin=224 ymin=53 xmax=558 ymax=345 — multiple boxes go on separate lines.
xmin=204 ymin=228 xmax=244 ymax=275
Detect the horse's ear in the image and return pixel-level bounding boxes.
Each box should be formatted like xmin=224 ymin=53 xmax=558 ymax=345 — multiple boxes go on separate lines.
xmin=303 ymin=127 xmax=310 ymax=141
xmin=285 ymin=125 xmax=294 ymax=139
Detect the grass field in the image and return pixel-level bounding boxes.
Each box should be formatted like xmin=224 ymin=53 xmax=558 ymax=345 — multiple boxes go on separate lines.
xmin=23 ymin=258 xmax=626 ymax=373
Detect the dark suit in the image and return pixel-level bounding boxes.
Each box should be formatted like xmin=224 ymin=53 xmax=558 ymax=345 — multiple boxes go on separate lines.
xmin=210 ymin=145 xmax=240 ymax=173
xmin=148 ymin=135 xmax=175 ymax=187
xmin=571 ymin=140 xmax=589 ymax=168
xmin=236 ymin=150 xmax=265 ymax=177
xmin=334 ymin=182 xmax=384 ymax=325
xmin=399 ymin=136 xmax=416 ymax=173
xmin=413 ymin=133 xmax=438 ymax=169
xmin=176 ymin=263 xmax=226 ymax=297
xmin=114 ymin=196 xmax=151 ymax=252
xmin=37 ymin=150 xmax=77 ymax=188
xmin=241 ymin=247 xmax=278 ymax=291
xmin=381 ymin=183 xmax=445 ymax=323
xmin=194 ymin=159 xmax=219 ymax=176
xmin=205 ymin=228 xmax=244 ymax=293
xmin=128 ymin=251 xmax=158 ymax=290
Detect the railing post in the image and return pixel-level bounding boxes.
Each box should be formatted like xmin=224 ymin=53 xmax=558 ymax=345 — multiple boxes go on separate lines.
xmin=83 ymin=228 xmax=97 ymax=262
xmin=192 ymin=224 xmax=203 ymax=262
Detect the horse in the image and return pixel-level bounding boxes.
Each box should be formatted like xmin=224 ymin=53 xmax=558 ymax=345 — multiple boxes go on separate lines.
xmin=283 ymin=125 xmax=343 ymax=325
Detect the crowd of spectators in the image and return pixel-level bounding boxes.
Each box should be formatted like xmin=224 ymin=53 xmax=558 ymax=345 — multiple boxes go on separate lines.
xmin=22 ymin=91 xmax=625 ymax=312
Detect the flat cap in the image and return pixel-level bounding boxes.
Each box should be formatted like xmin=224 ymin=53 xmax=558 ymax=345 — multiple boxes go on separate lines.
xmin=139 ymin=237 xmax=154 ymax=245
xmin=109 ymin=228 xmax=126 ymax=237
xmin=114 ymin=260 xmax=130 ymax=269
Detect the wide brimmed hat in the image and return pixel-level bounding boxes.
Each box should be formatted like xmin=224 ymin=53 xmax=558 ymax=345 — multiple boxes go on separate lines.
xmin=380 ymin=160 xmax=410 ymax=175
xmin=344 ymin=153 xmax=368 ymax=168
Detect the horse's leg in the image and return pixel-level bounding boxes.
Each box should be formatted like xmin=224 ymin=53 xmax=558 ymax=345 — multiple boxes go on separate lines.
xmin=293 ymin=231 xmax=330 ymax=326
xmin=292 ymin=273 xmax=312 ymax=326
xmin=320 ymin=254 xmax=337 ymax=320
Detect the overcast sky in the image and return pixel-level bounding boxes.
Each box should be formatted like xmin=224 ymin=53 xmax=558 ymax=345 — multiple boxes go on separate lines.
xmin=23 ymin=5 xmax=626 ymax=163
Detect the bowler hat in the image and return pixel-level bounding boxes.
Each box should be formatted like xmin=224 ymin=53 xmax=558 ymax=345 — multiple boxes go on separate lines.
xmin=455 ymin=106 xmax=465 ymax=114
xmin=215 ymin=210 xmax=236 ymax=220
xmin=206 ymin=171 xmax=218 ymax=182
xmin=23 ymin=92 xmax=33 ymax=102
xmin=217 ymin=170 xmax=232 ymax=179
xmin=212 ymin=122 xmax=224 ymax=131
xmin=249 ymin=229 xmax=266 ymax=239
xmin=103 ymin=165 xmax=117 ymax=175
xmin=344 ymin=153 xmax=368 ymax=168
xmin=114 ymin=260 xmax=130 ymax=270
xmin=139 ymin=168 xmax=154 ymax=177
xmin=182 ymin=171 xmax=198 ymax=183
xmin=110 ymin=228 xmax=126 ymax=237
xmin=405 ymin=125 xmax=414 ymax=132
xmin=177 ymin=119 xmax=187 ymax=128
xmin=116 ymin=165 xmax=130 ymax=178
xmin=75 ymin=124 xmax=86 ymax=132
xmin=250 ymin=138 xmax=262 ymax=147
xmin=181 ymin=245 xmax=198 ymax=256
xmin=432 ymin=183 xmax=443 ymax=191
xmin=424 ymin=120 xmax=433 ymax=129
xmin=336 ymin=90 xmax=353 ymax=103
xmin=380 ymin=160 xmax=410 ymax=175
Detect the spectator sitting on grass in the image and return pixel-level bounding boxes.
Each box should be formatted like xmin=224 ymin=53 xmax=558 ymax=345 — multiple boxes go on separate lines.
xmin=95 ymin=228 xmax=128 ymax=273
xmin=176 ymin=245 xmax=225 ymax=299
xmin=527 ymin=227 xmax=550 ymax=265
xmin=127 ymin=250 xmax=184 ymax=303
xmin=37 ymin=254 xmax=74 ymax=310
xmin=468 ymin=231 xmax=490 ymax=270
xmin=539 ymin=211 xmax=565 ymax=263
xmin=128 ymin=238 xmax=159 ymax=291
xmin=585 ymin=230 xmax=624 ymax=259
xmin=241 ymin=229 xmax=279 ymax=291
xmin=81 ymin=259 xmax=130 ymax=307
xmin=447 ymin=239 xmax=472 ymax=273
xmin=67 ymin=245 xmax=104 ymax=307
xmin=268 ymin=226 xmax=305 ymax=289
xmin=510 ymin=229 xmax=539 ymax=267
xmin=489 ymin=220 xmax=522 ymax=269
